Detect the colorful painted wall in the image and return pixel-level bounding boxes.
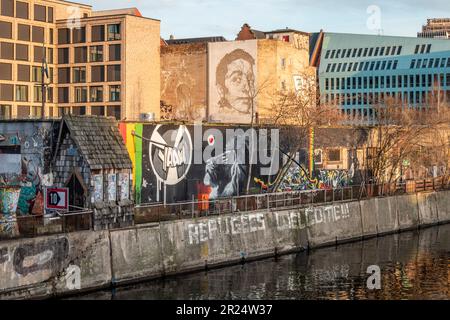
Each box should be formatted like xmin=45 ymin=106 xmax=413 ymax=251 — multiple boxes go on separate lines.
xmin=0 ymin=120 xmax=57 ymax=235
xmin=119 ymin=122 xmax=365 ymax=204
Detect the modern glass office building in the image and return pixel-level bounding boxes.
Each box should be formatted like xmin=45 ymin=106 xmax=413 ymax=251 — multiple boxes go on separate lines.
xmin=313 ymin=32 xmax=450 ymax=124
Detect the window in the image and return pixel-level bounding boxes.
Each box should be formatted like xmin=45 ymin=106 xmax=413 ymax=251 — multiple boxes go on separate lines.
xmin=352 ymin=48 xmax=357 ymax=57
xmin=73 ymin=27 xmax=86 ymax=43
xmin=363 ymin=48 xmax=368 ymax=57
xmin=72 ymin=106 xmax=85 ymax=115
xmin=91 ymin=66 xmax=105 ymax=82
xmin=15 ymin=43 xmax=28 ymax=61
xmin=47 ymin=7 xmax=53 ymax=23
xmin=32 ymin=66 xmax=42 ymax=82
xmin=414 ymin=45 xmax=420 ymax=54
xmin=49 ymin=28 xmax=54 ymax=44
xmin=17 ymin=64 xmax=29 ymax=81
xmin=16 ymin=2 xmax=28 ymax=19
xmin=397 ymin=46 xmax=402 ymax=55
xmin=34 ymin=4 xmax=46 ymax=22
xmin=375 ymin=61 xmax=380 ymax=70
xmin=0 ymin=21 xmax=12 ymax=39
xmin=90 ymin=86 xmax=103 ymax=102
xmin=434 ymin=59 xmax=440 ymax=68
xmin=109 ymin=85 xmax=120 ymax=101
xmin=420 ymin=45 xmax=426 ymax=54
xmin=73 ymin=67 xmax=86 ymax=83
xmin=386 ymin=46 xmax=391 ymax=55
xmin=15 ymin=85 xmax=28 ymax=101
xmin=58 ymin=48 xmax=69 ymax=64
xmin=74 ymin=87 xmax=87 ymax=103
xmin=357 ymin=48 xmax=363 ymax=57
xmin=381 ymin=61 xmax=386 ymax=70
xmin=428 ymin=59 xmax=434 ymax=68
xmin=0 ymin=63 xmax=12 ymax=80
xmin=91 ymin=25 xmax=105 ymax=42
xmin=327 ymin=149 xmax=341 ymax=162
xmin=336 ymin=50 xmax=341 ymax=59
xmin=33 ymin=45 xmax=45 ymax=63
xmin=374 ymin=47 xmax=379 ymax=56
xmin=107 ymin=65 xmax=121 ymax=81
xmin=107 ymin=106 xmax=121 ymax=119
xmin=410 ymin=59 xmax=416 ymax=69
xmin=58 ymin=107 xmax=70 ymax=117
xmin=416 ymin=59 xmax=422 ymax=69
xmin=58 ymin=28 xmax=70 ymax=44
xmin=280 ymin=58 xmax=286 ymax=69
xmin=441 ymin=58 xmax=446 ymax=68
xmin=17 ymin=105 xmax=30 ymax=118
xmin=90 ymin=45 xmax=103 ymax=62
xmin=368 ymin=48 xmax=374 ymax=56
xmin=47 ymin=47 xmax=53 ymax=63
xmin=91 ymin=106 xmax=105 ymax=116
xmin=58 ymin=87 xmax=69 ymax=103
xmin=426 ymin=44 xmax=431 ymax=54
xmin=0 ymin=84 xmax=13 ymax=101
xmin=326 ymin=64 xmax=331 ymax=72
xmin=32 ymin=26 xmax=44 ymax=43
xmin=58 ymin=67 xmax=70 ymax=84
xmin=325 ymin=50 xmax=330 ymax=59
xmin=393 ymin=60 xmax=398 ymax=70
xmin=1 ymin=0 xmax=14 ymax=17
xmin=380 ymin=47 xmax=385 ymax=56
xmin=0 ymin=42 xmax=13 ymax=60
xmin=33 ymin=86 xmax=42 ymax=102
xmin=17 ymin=24 xmax=30 ymax=41
xmin=0 ymin=105 xmax=12 ymax=119
xmin=74 ymin=46 xmax=87 ymax=63
xmin=107 ymin=24 xmax=121 ymax=41
xmin=47 ymin=87 xmax=53 ymax=103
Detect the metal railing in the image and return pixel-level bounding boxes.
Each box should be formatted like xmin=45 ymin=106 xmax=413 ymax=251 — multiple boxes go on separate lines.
xmin=0 ymin=206 xmax=92 ymax=241
xmin=135 ymin=175 xmax=450 ymax=224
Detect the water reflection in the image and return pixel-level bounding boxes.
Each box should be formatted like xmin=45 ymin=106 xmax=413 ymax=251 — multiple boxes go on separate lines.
xmin=74 ymin=225 xmax=450 ymax=300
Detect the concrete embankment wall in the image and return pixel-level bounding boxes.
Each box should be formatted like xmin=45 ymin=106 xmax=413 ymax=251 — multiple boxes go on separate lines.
xmin=1 ymin=190 xmax=449 ymax=299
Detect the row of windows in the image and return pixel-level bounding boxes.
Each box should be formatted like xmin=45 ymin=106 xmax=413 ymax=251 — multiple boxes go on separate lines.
xmin=414 ymin=44 xmax=433 ymax=55
xmin=325 ymin=90 xmax=450 ymax=106
xmin=0 ymin=105 xmax=121 ymax=120
xmin=0 ymin=21 xmax=50 ymax=43
xmin=324 ymin=45 xmax=405 ymax=60
xmin=57 ymin=85 xmax=121 ymax=103
xmin=0 ymin=62 xmax=54 ymax=82
xmin=0 ymin=42 xmax=54 ymax=63
xmin=0 ymin=0 xmax=54 ymax=23
xmin=58 ymin=24 xmax=121 ymax=45
xmin=58 ymin=44 xmax=121 ymax=64
xmin=325 ymin=59 xmax=399 ymax=73
xmin=58 ymin=65 xmax=121 ymax=84
xmin=0 ymin=83 xmax=52 ymax=102
xmin=409 ymin=57 xmax=450 ymax=69
xmin=324 ymin=74 xmax=450 ymax=91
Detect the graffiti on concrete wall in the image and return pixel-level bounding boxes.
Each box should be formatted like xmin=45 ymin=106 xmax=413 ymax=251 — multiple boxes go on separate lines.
xmin=0 ymin=237 xmax=69 ymax=277
xmin=187 ymin=213 xmax=265 ymax=245
xmin=275 ymin=203 xmax=351 ymax=231
xmin=141 ymin=124 xmax=279 ymax=204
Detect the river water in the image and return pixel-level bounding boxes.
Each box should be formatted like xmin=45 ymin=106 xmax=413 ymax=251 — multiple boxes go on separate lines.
xmin=75 ymin=224 xmax=449 ymax=300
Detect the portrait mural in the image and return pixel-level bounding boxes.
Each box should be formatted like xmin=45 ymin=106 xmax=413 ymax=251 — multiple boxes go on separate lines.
xmin=208 ymin=40 xmax=258 ymax=123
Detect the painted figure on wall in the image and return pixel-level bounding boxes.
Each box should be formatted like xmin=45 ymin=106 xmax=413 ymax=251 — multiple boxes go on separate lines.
xmin=216 ymin=49 xmax=256 ymax=116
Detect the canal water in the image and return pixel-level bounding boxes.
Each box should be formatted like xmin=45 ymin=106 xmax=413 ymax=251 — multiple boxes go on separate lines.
xmin=74 ymin=224 xmax=449 ymax=300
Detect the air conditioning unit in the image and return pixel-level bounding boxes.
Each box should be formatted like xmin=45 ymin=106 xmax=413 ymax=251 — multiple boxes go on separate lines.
xmin=139 ymin=113 xmax=155 ymax=122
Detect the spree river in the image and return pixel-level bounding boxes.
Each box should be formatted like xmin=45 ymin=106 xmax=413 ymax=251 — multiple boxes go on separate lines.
xmin=74 ymin=224 xmax=449 ymax=300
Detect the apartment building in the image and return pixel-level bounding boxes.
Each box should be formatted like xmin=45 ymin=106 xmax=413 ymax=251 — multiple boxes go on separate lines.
xmin=418 ymin=18 xmax=450 ymax=39
xmin=0 ymin=0 xmax=161 ymax=120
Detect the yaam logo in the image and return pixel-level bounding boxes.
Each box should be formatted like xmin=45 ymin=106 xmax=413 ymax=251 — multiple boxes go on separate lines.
xmin=149 ymin=125 xmax=193 ymax=185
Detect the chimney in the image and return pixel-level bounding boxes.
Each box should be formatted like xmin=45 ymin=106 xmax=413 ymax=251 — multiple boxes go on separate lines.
xmin=169 ymin=34 xmax=175 ymax=40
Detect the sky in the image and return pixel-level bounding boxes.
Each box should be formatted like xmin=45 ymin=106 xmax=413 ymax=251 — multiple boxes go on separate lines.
xmin=82 ymin=0 xmax=450 ymax=40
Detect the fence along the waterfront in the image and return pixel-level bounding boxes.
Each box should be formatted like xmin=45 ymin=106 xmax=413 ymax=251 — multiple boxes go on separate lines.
xmin=1 ymin=176 xmax=448 ymax=241
xmin=135 ymin=176 xmax=450 ymax=224
xmin=0 ymin=206 xmax=92 ymax=241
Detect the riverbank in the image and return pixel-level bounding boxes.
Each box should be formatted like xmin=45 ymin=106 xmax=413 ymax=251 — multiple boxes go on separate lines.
xmin=0 ymin=190 xmax=449 ymax=299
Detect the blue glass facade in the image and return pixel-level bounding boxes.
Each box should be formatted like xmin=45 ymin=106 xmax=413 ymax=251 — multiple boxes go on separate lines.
xmin=318 ymin=33 xmax=450 ymax=124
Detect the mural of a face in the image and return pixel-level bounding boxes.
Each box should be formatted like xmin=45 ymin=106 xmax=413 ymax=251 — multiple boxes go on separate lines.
xmin=216 ymin=49 xmax=256 ymax=115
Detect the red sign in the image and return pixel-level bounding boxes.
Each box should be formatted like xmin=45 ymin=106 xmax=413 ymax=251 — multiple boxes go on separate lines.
xmin=45 ymin=188 xmax=69 ymax=211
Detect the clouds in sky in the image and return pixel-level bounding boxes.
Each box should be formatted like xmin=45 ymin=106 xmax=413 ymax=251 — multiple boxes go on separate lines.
xmin=84 ymin=0 xmax=450 ymax=39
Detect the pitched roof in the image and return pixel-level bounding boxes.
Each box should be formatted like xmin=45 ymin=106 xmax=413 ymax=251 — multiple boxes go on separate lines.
xmin=165 ymin=36 xmax=227 ymax=45
xmin=59 ymin=115 xmax=132 ymax=170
